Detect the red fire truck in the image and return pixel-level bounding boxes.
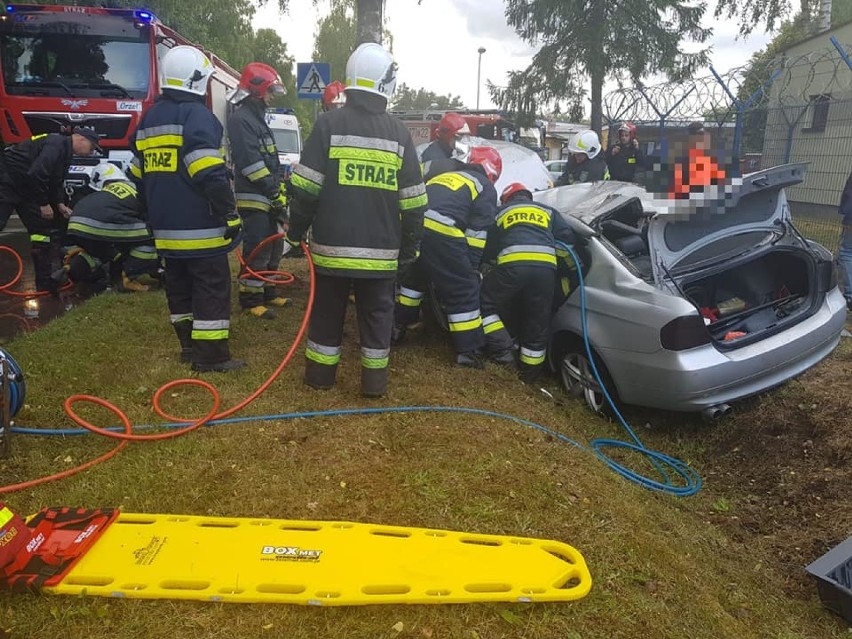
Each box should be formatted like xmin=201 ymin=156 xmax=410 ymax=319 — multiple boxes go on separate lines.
xmin=0 ymin=4 xmax=240 ymax=187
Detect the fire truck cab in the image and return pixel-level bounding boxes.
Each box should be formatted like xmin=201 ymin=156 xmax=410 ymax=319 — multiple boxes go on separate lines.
xmin=0 ymin=4 xmax=240 ymax=193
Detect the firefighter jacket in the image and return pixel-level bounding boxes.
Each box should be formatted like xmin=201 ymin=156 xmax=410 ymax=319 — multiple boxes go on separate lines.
xmin=130 ymin=90 xmax=238 ymax=258
xmin=228 ymin=98 xmax=282 ymax=212
xmin=483 ymin=196 xmax=576 ymax=269
xmin=555 ymin=154 xmax=609 ymax=186
xmin=421 ymin=139 xmax=453 ymax=163
xmin=668 ymin=148 xmax=726 ymax=200
xmin=423 ymin=164 xmax=498 ymax=269
xmin=606 ymin=142 xmax=643 ymax=182
xmin=66 ymin=180 xmax=151 ymax=244
xmin=289 ymin=90 xmax=428 ymax=279
xmin=0 ymin=133 xmax=72 ymax=207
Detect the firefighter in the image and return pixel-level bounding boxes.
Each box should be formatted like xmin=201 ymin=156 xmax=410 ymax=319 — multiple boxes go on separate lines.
xmin=287 ymin=42 xmax=427 ymax=398
xmin=393 ymin=146 xmax=502 ymax=368
xmin=0 ymin=126 xmax=100 ymax=290
xmin=554 ymin=130 xmax=609 ymax=186
xmin=322 ymin=80 xmax=347 ymax=111
xmin=420 ymin=112 xmax=470 ymax=162
xmin=668 ymin=121 xmax=726 ymax=199
xmin=130 ymin=45 xmax=244 ymax=372
xmin=228 ymin=62 xmax=290 ymax=319
xmin=606 ymin=122 xmax=643 ymax=182
xmin=52 ymin=161 xmax=159 ymax=294
xmin=481 ymin=182 xmax=577 ymax=383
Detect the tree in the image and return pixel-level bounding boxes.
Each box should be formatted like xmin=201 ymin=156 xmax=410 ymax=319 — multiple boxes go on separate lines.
xmin=493 ymin=0 xmax=710 ymax=134
xmin=312 ymin=0 xmax=358 ymax=83
xmin=715 ymin=0 xmax=852 ymax=36
xmin=391 ymin=84 xmax=464 ymax=110
xmin=356 ymin=0 xmax=384 ymax=45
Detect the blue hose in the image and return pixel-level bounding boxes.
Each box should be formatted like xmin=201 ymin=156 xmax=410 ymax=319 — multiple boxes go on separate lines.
xmin=1 ymin=348 xmax=26 ymax=417
xmin=9 ymin=246 xmax=701 ymax=496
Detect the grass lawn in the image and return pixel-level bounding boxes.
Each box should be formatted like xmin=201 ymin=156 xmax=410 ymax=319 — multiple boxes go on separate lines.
xmin=1 ymin=257 xmax=849 ymax=639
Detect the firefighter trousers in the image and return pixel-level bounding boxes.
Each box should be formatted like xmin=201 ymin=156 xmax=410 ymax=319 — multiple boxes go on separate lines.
xmin=238 ymin=209 xmax=284 ymax=309
xmin=419 ymin=231 xmax=485 ymax=355
xmin=164 ymin=254 xmax=233 ymax=366
xmin=16 ymin=201 xmax=67 ymax=292
xmin=304 ymin=274 xmax=395 ymax=397
xmin=481 ymin=264 xmax=555 ymax=383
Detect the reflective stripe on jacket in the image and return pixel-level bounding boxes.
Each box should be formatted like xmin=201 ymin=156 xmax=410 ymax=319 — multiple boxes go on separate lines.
xmin=228 ymin=99 xmax=281 ymax=212
xmin=66 ymin=181 xmax=152 ymax=243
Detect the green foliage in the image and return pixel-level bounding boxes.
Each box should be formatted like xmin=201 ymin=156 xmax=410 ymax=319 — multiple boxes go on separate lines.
xmin=312 ymin=0 xmax=357 ymax=83
xmin=716 ymin=0 xmax=852 ymax=36
xmin=493 ymin=0 xmax=711 ymax=133
xmin=390 ymin=83 xmax=465 ymax=110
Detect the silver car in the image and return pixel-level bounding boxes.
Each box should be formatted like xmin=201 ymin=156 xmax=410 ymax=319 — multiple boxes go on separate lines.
xmin=535 ymin=164 xmax=847 ymax=419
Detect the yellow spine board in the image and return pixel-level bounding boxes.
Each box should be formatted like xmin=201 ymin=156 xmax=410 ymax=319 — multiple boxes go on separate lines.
xmin=45 ymin=513 xmax=592 ymax=606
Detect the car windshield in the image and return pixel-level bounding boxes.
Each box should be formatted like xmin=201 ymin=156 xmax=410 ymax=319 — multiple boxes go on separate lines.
xmin=1 ymin=13 xmax=150 ymax=99
xmin=271 ymin=129 xmax=300 ymax=154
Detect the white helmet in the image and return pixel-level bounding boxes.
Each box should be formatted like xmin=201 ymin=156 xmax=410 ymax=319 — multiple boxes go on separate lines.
xmin=90 ymin=161 xmax=129 ymax=191
xmin=345 ymin=42 xmax=397 ymax=101
xmin=567 ymin=130 xmax=601 ymax=159
xmin=161 ymin=45 xmax=213 ymax=97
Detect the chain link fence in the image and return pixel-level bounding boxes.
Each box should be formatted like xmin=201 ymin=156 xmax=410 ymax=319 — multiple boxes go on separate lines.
xmin=602 ymin=38 xmax=852 ymax=253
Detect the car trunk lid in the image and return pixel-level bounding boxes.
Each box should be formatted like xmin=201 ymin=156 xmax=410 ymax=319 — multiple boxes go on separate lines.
xmin=647 ymin=163 xmax=808 ymax=281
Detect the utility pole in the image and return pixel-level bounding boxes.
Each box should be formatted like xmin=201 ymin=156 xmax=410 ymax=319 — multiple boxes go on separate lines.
xmin=476 ymin=46 xmax=486 ymax=110
xmin=357 ymin=0 xmax=384 ymax=44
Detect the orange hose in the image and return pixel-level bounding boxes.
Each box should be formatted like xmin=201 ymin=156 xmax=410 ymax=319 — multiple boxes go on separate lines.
xmin=0 ymin=244 xmax=72 ymax=298
xmin=1 ymin=237 xmax=314 ymax=494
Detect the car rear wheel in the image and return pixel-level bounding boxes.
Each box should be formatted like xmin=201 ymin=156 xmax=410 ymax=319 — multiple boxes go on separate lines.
xmin=558 ymin=345 xmax=615 ymax=415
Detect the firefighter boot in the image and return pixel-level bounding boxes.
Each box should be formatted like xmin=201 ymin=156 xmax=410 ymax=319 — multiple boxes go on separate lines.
xmin=361 ymin=366 xmax=388 ymax=398
xmin=172 ymin=320 xmax=193 ymax=363
xmin=244 ymin=305 xmax=276 ymax=320
xmin=304 ymin=358 xmax=337 ymax=391
xmin=31 ymin=246 xmax=55 ymax=292
xmin=264 ymin=290 xmax=290 ymax=308
xmin=192 ymin=358 xmax=246 ymax=373
xmin=489 ymin=348 xmax=517 ymax=369
xmin=120 ymin=272 xmax=150 ymax=293
xmin=455 ymin=351 xmax=485 ymax=369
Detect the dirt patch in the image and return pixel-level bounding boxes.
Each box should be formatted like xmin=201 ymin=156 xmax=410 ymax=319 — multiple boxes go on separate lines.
xmin=696 ymin=332 xmax=852 ymax=598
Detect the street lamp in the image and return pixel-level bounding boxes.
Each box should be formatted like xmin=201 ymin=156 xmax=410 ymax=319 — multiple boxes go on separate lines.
xmin=476 ymin=46 xmax=486 ymax=110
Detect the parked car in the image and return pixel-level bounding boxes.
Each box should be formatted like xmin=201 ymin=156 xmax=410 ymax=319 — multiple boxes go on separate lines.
xmin=544 ymin=159 xmax=567 ymax=183
xmin=417 ymin=137 xmax=554 ymax=195
xmin=535 ymin=164 xmax=847 ymax=419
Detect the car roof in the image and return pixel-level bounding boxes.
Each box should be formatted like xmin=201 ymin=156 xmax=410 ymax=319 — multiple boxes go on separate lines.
xmin=535 ymin=181 xmax=665 ymax=224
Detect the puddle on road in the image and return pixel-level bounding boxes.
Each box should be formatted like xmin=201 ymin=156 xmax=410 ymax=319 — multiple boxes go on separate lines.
xmin=0 ymin=231 xmax=90 ymax=344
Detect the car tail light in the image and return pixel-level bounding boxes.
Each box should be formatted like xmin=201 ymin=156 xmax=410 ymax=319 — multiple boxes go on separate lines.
xmin=660 ymin=315 xmax=711 ymax=351
xmin=817 ymin=259 xmax=837 ymax=291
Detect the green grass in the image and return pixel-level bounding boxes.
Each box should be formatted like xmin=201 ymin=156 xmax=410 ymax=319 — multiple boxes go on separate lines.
xmin=0 ymin=259 xmax=849 ymax=638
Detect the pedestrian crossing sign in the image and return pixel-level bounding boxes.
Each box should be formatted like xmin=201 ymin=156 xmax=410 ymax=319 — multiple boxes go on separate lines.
xmin=297 ymin=62 xmax=330 ymax=100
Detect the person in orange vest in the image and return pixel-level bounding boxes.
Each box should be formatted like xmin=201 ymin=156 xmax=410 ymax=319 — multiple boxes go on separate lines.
xmin=668 ymin=121 xmax=726 ymax=200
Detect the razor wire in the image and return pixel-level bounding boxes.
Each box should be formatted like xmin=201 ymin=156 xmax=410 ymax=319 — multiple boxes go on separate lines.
xmin=603 ymin=39 xmax=852 ymax=125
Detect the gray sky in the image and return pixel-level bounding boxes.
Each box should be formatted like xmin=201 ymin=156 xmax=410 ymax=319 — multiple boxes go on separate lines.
xmin=252 ymin=0 xmax=775 ymax=112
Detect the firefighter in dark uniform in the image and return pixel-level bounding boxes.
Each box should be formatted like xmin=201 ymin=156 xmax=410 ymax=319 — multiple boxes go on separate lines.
xmin=0 ymin=126 xmax=100 ymax=290
xmin=393 ymin=146 xmax=503 ymax=368
xmin=481 ymin=182 xmax=577 ymax=384
xmin=555 ymin=130 xmax=609 ymax=186
xmin=53 ymin=161 xmax=159 ymax=293
xmin=130 ymin=46 xmax=243 ymax=372
xmin=420 ymin=112 xmax=470 ymax=162
xmin=287 ymin=42 xmax=427 ymax=398
xmin=228 ymin=62 xmax=290 ymax=319
xmin=606 ymin=122 xmax=643 ymax=182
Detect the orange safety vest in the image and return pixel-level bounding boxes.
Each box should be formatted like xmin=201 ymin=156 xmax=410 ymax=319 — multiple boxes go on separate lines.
xmin=669 ymin=148 xmax=726 ymax=199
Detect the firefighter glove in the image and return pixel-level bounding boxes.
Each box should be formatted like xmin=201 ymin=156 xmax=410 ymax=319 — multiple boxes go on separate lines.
xmin=224 ymin=213 xmax=243 ymax=241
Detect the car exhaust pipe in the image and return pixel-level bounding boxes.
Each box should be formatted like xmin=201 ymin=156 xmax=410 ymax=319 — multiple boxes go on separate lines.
xmin=701 ymin=403 xmax=731 ymax=423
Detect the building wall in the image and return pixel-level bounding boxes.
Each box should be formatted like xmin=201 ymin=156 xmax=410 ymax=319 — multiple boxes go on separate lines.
xmin=763 ymin=22 xmax=852 ymax=207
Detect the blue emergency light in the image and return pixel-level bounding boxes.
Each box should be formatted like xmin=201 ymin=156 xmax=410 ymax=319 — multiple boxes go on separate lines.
xmin=268 ymin=108 xmax=295 ymax=115
xmin=134 ymin=10 xmax=154 ymax=22
xmin=5 ymin=5 xmax=14 ymax=12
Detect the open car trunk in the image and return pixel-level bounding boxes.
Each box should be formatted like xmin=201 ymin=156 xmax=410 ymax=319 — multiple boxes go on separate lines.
xmin=679 ymin=247 xmax=817 ymax=347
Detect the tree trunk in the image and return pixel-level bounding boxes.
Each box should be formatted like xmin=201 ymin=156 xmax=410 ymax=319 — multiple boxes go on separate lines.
xmin=590 ymin=69 xmax=603 ymax=136
xmin=356 ymin=0 xmax=383 ymax=45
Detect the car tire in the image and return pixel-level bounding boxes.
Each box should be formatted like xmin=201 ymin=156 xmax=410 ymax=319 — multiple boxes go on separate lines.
xmin=557 ymin=337 xmax=617 ymax=416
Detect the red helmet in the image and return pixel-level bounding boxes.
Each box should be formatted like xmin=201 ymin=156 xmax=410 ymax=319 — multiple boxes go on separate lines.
xmin=238 ymin=62 xmax=286 ymax=99
xmin=500 ymin=182 xmax=531 ymax=205
xmin=322 ymin=81 xmax=347 ymax=111
xmin=618 ymin=122 xmax=636 ymax=139
xmin=468 ymin=146 xmax=502 ymax=183
xmin=437 ymin=112 xmax=470 ymax=144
